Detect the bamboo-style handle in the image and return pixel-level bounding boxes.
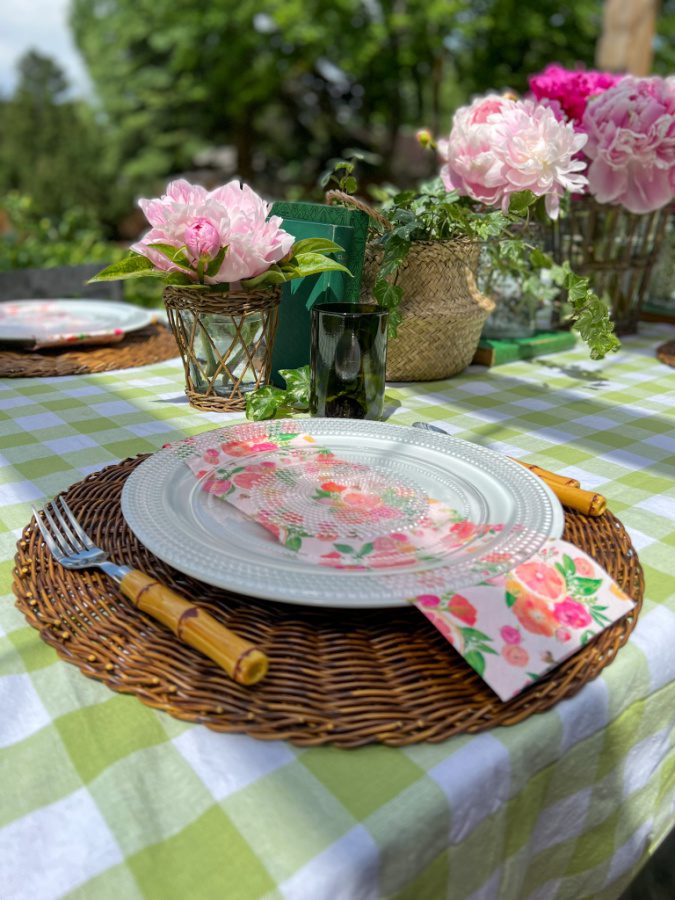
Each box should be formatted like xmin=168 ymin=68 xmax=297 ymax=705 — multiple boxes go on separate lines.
xmin=119 ymin=570 xmax=268 ymax=685
xmin=511 ymin=458 xmax=580 ymax=488
xmin=539 ymin=479 xmax=607 ymax=517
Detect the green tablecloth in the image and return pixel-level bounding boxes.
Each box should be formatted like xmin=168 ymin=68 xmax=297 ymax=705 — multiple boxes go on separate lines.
xmin=1 ymin=325 xmax=674 ymax=900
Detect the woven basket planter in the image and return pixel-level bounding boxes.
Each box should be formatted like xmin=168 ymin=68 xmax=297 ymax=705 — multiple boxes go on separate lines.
xmin=553 ymin=197 xmax=670 ymax=335
xmin=163 ymin=285 xmax=281 ymax=411
xmin=361 ymin=240 xmax=495 ymax=381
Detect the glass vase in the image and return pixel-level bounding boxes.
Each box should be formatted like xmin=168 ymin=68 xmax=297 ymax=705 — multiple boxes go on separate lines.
xmin=163 ymin=285 xmax=281 ymax=411
xmin=552 ymin=197 xmax=670 ymax=334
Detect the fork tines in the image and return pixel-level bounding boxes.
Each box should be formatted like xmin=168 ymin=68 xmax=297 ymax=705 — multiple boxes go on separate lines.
xmin=32 ymin=497 xmax=94 ymax=560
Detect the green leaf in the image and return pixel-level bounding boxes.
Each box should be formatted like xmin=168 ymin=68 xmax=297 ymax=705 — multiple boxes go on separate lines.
xmin=279 ymin=365 xmax=311 ymax=408
xmin=333 ymin=544 xmax=355 ymax=554
xmin=373 ymin=278 xmax=402 ymax=311
xmin=580 ymin=630 xmax=595 ymax=646
xmin=464 ymin=650 xmax=485 ymax=677
xmin=88 ymin=254 xmax=159 ymax=282
xmin=206 ymin=246 xmax=227 ymax=277
xmin=460 ymin=627 xmax=493 ymax=642
xmin=244 ymin=385 xmax=286 ymax=421
xmin=508 ymin=190 xmax=537 ymax=214
xmin=292 ymin=238 xmax=345 ymax=256
xmin=343 ymin=175 xmax=357 ymax=194
xmin=569 ymin=576 xmax=603 ymax=597
xmin=562 ymin=554 xmax=576 ymax=576
xmin=285 ymin=535 xmax=302 ymax=552
xmin=292 ymin=252 xmax=352 ymax=278
xmin=241 ymin=264 xmax=289 ymax=288
xmin=530 ymin=247 xmax=553 ymax=269
xmin=147 ymin=242 xmax=193 ymax=271
xmin=165 ymin=271 xmax=197 ymax=286
xmin=505 ymin=591 xmax=517 ymax=608
xmin=356 ymin=542 xmax=374 ymax=558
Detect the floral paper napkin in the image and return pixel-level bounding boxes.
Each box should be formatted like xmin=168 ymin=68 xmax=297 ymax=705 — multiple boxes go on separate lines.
xmin=177 ymin=428 xmax=634 ymax=701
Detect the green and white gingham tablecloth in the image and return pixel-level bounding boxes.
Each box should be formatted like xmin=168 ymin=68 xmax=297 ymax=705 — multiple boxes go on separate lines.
xmin=1 ymin=324 xmax=674 ymax=900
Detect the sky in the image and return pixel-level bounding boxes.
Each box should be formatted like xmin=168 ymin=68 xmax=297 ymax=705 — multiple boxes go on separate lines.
xmin=0 ymin=0 xmax=91 ymax=97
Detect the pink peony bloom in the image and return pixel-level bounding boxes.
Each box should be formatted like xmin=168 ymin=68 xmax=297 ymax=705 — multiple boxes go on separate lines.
xmin=501 ymin=644 xmax=529 ymax=667
xmin=529 ymin=64 xmax=623 ymax=124
xmin=184 ymin=217 xmax=221 ymax=261
xmin=131 ymin=178 xmax=294 ymax=284
xmin=439 ymin=95 xmax=588 ymax=218
xmin=500 ymin=625 xmax=521 ymax=645
xmin=553 ymin=598 xmax=592 ymax=629
xmin=583 ymin=76 xmax=675 ymax=214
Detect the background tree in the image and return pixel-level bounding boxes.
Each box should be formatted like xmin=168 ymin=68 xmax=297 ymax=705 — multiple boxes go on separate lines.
xmin=0 ymin=50 xmax=110 ymax=221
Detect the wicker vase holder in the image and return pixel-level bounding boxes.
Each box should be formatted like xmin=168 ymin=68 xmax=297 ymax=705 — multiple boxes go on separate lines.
xmin=163 ymin=285 xmax=281 ymax=411
xmin=552 ymin=197 xmax=670 ymax=335
xmin=326 ymin=191 xmax=495 ymax=381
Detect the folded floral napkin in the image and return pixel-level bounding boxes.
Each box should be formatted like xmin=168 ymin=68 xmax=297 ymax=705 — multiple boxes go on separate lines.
xmin=176 ymin=428 xmax=634 ymax=701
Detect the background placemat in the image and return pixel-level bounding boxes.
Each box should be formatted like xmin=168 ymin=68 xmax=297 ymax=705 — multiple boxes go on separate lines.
xmin=0 ymin=323 xmax=178 ymax=377
xmin=13 ymin=456 xmax=644 ymax=747
xmin=656 ymin=338 xmax=675 ymax=368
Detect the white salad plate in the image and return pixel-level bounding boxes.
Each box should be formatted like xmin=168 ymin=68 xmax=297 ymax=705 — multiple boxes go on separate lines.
xmin=121 ymin=419 xmax=565 ymax=609
xmin=0 ymin=299 xmax=154 ymax=344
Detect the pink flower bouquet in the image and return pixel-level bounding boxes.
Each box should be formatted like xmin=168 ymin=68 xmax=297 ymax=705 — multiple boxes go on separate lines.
xmin=437 ymin=93 xmax=588 ymax=218
xmin=91 ymin=178 xmax=350 ymax=289
xmin=529 ymin=66 xmax=675 ymax=215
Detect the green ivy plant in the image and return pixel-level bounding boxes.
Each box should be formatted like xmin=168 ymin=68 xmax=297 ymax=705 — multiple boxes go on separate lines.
xmin=245 ymin=366 xmax=311 ymax=421
xmin=324 ymin=163 xmax=619 ymax=360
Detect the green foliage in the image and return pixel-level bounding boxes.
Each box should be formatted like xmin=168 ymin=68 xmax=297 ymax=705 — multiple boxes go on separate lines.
xmin=0 ymin=51 xmax=113 ymax=225
xmin=327 ymin=159 xmax=619 ymax=358
xmin=245 ymin=365 xmax=311 ymax=420
xmin=0 ymin=193 xmax=114 ymax=271
xmin=90 ymin=238 xmax=350 ymax=289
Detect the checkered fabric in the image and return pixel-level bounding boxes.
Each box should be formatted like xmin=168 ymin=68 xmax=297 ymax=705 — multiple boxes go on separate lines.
xmin=1 ymin=324 xmax=674 ymax=900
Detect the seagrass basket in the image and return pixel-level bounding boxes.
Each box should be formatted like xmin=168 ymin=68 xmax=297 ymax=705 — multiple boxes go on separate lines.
xmin=163 ymin=285 xmax=281 ymax=411
xmin=327 ymin=191 xmax=494 ymax=381
xmin=552 ymin=197 xmax=670 ymax=334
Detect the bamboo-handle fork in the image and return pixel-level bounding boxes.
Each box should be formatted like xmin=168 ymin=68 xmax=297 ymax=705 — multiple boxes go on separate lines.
xmin=32 ymin=497 xmax=268 ymax=686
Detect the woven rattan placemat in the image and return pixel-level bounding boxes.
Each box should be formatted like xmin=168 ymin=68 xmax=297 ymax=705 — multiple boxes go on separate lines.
xmin=656 ymin=339 xmax=675 ymax=368
xmin=0 ymin=323 xmax=178 ymax=377
xmin=13 ymin=456 xmax=644 ymax=747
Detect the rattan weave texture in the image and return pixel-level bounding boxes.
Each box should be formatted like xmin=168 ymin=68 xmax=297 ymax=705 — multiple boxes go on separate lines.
xmin=13 ymin=456 xmax=643 ymax=747
xmin=656 ymin=339 xmax=675 ymax=369
xmin=0 ymin=323 xmax=178 ymax=377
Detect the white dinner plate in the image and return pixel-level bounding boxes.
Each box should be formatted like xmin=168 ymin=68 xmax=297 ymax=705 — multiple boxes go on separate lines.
xmin=121 ymin=419 xmax=565 ymax=609
xmin=0 ymin=299 xmax=154 ymax=344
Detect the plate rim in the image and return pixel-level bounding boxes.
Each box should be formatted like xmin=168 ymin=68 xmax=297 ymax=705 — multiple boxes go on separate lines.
xmin=0 ymin=298 xmax=154 ymax=343
xmin=121 ymin=419 xmax=565 ymax=609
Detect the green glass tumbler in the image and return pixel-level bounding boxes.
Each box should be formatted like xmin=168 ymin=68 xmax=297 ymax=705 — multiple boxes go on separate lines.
xmin=310 ymin=303 xmax=388 ymax=419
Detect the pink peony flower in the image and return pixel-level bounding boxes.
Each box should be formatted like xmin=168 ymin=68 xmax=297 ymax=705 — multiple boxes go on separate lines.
xmin=553 ymin=598 xmax=592 ymax=629
xmin=439 ymin=95 xmax=588 ymax=218
xmin=573 ymin=556 xmax=595 ymax=578
xmin=184 ymin=217 xmax=221 ymax=261
xmin=501 ymin=644 xmax=529 ymax=667
xmin=131 ymin=178 xmax=294 ymax=284
xmin=500 ymin=625 xmax=521 ymax=645
xmin=416 ymin=594 xmax=441 ymax=607
xmin=582 ymin=76 xmax=675 ymax=214
xmin=529 ymin=64 xmax=623 ymax=124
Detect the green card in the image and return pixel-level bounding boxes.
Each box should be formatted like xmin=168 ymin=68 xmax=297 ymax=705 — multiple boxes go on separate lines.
xmin=270 ymin=201 xmax=369 ymax=384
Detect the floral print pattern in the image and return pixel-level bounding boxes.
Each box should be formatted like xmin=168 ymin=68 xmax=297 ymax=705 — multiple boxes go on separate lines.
xmin=183 ymin=428 xmax=635 ymax=702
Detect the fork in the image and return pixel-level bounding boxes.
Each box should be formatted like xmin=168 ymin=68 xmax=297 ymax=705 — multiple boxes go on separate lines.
xmin=32 ymin=497 xmax=268 ymax=686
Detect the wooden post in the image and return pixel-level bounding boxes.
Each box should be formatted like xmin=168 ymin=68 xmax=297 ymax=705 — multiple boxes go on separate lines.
xmin=596 ymin=0 xmax=658 ymax=75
